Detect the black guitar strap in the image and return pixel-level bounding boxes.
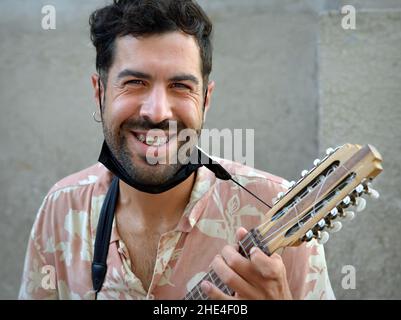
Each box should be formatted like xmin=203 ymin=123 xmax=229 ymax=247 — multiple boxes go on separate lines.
xmin=92 ymin=176 xmax=119 ymax=299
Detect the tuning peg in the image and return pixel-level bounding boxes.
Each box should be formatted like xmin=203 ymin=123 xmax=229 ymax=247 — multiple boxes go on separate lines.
xmin=329 ymin=207 xmax=339 ymax=219
xmin=368 ymin=188 xmax=380 ymax=199
xmin=355 ymin=198 xmax=367 ymax=212
xmin=313 ymin=158 xmax=321 ymax=166
xmin=325 ymin=147 xmax=335 ymax=155
xmin=328 ymin=221 xmax=342 ymax=233
xmin=273 ymin=191 xmax=285 ymax=204
xmin=355 ymin=184 xmax=364 ymax=195
xmin=317 ymin=231 xmax=330 ymax=245
xmin=342 ymin=210 xmax=355 ymax=221
xmin=288 ymin=181 xmax=296 ymax=188
xmin=364 ymin=182 xmax=380 ymax=199
xmin=301 ymin=170 xmax=308 ymax=177
xmin=341 ymin=196 xmax=351 ymax=208
xmin=302 ymin=230 xmax=314 ymax=242
xmin=316 ymin=218 xmax=326 ymax=231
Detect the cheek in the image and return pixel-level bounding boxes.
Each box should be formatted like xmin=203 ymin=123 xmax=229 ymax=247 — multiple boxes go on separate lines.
xmin=175 ymin=102 xmax=204 ymax=129
xmin=104 ymin=95 xmax=139 ymax=130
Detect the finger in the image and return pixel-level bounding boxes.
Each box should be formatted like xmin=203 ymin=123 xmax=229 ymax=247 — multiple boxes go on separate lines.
xmin=211 ymin=252 xmax=257 ymax=299
xmin=236 ymin=227 xmax=248 ymax=242
xmin=201 ymin=281 xmax=235 ymax=300
xmin=250 ymin=248 xmax=293 ymax=299
xmin=249 ymin=247 xmax=283 ymax=280
xmin=235 ymin=228 xmax=249 ymax=253
xmin=221 ymin=245 xmax=256 ymax=282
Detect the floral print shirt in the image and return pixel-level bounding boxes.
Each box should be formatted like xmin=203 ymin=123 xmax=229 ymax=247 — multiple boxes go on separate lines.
xmin=19 ymin=159 xmax=335 ymax=300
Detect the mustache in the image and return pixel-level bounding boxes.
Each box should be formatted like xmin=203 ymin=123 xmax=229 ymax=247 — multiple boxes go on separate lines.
xmin=122 ymin=118 xmax=186 ymax=132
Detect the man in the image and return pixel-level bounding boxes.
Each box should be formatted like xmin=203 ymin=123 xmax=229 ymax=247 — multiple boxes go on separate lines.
xmin=19 ymin=0 xmax=334 ymax=300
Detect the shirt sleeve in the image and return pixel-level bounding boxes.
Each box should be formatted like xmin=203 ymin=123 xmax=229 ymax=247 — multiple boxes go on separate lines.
xmin=18 ymin=196 xmax=59 ymax=300
xmin=281 ymin=239 xmax=336 ymax=300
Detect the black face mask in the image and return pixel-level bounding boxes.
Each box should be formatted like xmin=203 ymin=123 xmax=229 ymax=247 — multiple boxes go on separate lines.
xmin=98 ymin=140 xmax=208 ymax=194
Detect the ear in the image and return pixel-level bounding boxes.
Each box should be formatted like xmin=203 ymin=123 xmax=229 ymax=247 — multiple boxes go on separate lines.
xmin=91 ymin=73 xmax=101 ymax=110
xmin=203 ymin=80 xmax=215 ymax=122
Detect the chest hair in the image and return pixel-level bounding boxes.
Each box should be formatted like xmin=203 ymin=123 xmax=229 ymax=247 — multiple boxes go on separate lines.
xmin=117 ymin=219 xmax=162 ymax=292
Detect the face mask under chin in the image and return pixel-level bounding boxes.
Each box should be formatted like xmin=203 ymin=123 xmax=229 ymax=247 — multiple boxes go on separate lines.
xmin=98 ymin=140 xmax=203 ymax=194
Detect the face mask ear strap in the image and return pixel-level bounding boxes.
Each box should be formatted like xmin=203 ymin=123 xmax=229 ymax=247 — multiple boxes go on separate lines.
xmin=196 ymin=146 xmax=273 ymax=209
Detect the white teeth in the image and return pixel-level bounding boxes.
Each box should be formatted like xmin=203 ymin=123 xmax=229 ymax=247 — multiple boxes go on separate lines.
xmin=150 ymin=137 xmax=165 ymax=146
xmin=157 ymin=137 xmax=168 ymax=145
xmin=137 ymin=134 xmax=168 ymax=146
xmin=146 ymin=135 xmax=155 ymax=145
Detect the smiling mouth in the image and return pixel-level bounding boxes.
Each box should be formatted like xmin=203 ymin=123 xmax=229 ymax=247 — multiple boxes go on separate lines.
xmin=132 ymin=132 xmax=170 ymax=147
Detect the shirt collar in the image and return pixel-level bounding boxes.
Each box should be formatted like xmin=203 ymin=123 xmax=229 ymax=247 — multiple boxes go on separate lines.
xmin=176 ymin=165 xmax=216 ymax=232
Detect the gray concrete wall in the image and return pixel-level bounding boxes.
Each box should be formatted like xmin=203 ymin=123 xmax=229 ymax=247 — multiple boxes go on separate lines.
xmin=0 ymin=0 xmax=400 ymax=299
xmin=318 ymin=8 xmax=401 ymax=299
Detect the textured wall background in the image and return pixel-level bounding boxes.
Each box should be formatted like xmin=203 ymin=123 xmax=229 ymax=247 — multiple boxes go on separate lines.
xmin=319 ymin=8 xmax=401 ymax=299
xmin=0 ymin=0 xmax=400 ymax=299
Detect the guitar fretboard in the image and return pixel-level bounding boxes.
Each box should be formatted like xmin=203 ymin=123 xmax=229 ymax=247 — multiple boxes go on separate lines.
xmin=183 ymin=228 xmax=269 ymax=300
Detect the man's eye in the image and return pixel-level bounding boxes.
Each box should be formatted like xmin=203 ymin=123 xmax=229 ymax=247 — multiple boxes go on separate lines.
xmin=126 ymin=79 xmax=145 ymax=86
xmin=171 ymin=83 xmax=190 ymax=90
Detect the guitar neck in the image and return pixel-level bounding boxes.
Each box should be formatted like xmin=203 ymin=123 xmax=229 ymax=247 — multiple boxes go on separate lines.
xmin=183 ymin=144 xmax=383 ymax=300
xmin=183 ymin=228 xmax=268 ymax=300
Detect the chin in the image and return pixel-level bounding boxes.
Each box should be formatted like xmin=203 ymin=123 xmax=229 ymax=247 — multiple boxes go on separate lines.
xmin=130 ymin=160 xmax=180 ymax=184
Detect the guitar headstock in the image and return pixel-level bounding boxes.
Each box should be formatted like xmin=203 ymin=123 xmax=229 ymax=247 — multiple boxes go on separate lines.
xmin=255 ymin=144 xmax=383 ymax=253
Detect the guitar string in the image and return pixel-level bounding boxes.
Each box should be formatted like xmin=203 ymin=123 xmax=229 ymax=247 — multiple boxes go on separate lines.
xmin=185 ymin=270 xmax=230 ymax=299
xmin=186 ymin=270 xmax=223 ymax=299
xmin=239 ymin=164 xmax=347 ymax=253
xmin=258 ymin=163 xmax=355 ymax=248
xmin=223 ymin=158 xmax=336 ymax=253
xmin=255 ymin=163 xmax=353 ymax=252
xmin=186 ymin=163 xmax=352 ymax=299
xmin=258 ymin=172 xmax=330 ymax=251
xmin=186 ymin=169 xmax=341 ymax=300
xmin=239 ymin=171 xmax=330 ymax=250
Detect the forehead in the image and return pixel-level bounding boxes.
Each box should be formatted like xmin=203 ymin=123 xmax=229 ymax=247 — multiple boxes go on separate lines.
xmin=111 ymin=31 xmax=202 ymax=77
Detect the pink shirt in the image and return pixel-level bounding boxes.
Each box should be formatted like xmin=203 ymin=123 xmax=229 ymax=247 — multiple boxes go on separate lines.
xmin=19 ymin=159 xmax=335 ymax=300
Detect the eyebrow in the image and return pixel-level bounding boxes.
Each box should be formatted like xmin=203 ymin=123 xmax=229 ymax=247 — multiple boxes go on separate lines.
xmin=117 ymin=69 xmax=151 ymax=81
xmin=116 ymin=69 xmax=200 ymax=86
xmin=169 ymin=74 xmax=200 ymax=86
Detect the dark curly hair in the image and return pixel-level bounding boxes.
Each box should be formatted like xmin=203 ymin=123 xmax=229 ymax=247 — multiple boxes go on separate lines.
xmin=89 ymin=0 xmax=213 ymax=89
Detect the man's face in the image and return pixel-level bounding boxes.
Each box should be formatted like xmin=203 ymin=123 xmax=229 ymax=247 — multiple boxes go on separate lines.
xmin=94 ymin=32 xmax=213 ymax=186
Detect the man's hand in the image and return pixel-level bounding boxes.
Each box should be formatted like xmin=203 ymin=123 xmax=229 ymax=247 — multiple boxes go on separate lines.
xmin=200 ymin=227 xmax=293 ymax=300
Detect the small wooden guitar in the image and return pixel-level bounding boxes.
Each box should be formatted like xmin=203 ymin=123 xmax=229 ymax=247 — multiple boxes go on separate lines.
xmin=184 ymin=143 xmax=383 ymax=299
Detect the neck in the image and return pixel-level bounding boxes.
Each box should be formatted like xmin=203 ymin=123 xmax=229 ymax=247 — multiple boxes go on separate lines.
xmin=118 ymin=173 xmax=196 ymax=228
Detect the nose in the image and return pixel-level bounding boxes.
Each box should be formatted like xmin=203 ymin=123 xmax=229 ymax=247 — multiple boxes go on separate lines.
xmin=139 ymin=85 xmax=173 ymax=124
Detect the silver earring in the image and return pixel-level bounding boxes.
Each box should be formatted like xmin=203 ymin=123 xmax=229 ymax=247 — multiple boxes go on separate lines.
xmin=92 ymin=111 xmax=102 ymax=123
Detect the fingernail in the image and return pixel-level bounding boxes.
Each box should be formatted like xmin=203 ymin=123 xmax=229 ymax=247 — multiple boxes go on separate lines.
xmin=250 ymin=247 xmax=257 ymax=255
xmin=201 ymin=281 xmax=211 ymax=294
